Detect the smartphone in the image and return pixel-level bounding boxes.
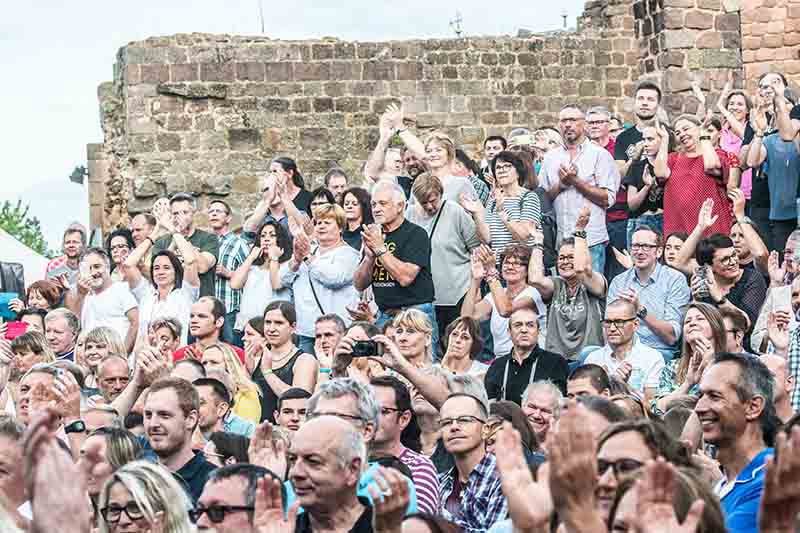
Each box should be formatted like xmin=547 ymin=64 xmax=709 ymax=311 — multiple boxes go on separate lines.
xmin=695 ymin=266 xmax=710 ymax=300
xmin=351 ymin=340 xmax=382 ymax=358
xmin=4 ymin=321 xmax=27 ymax=340
xmin=0 ymin=293 xmax=16 ymax=320
xmin=45 ymin=265 xmax=71 ymax=280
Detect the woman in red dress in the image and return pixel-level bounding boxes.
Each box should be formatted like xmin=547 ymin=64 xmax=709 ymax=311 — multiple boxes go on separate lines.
xmin=654 ymin=114 xmax=732 ymax=237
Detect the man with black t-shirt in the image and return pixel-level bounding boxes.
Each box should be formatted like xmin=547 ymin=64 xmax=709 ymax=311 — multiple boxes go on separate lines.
xmin=740 ymin=71 xmax=800 ymax=253
xmin=353 ymin=180 xmax=437 ymax=346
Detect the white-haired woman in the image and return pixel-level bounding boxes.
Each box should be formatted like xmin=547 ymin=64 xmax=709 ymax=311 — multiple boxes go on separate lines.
xmin=97 ymin=461 xmax=194 ymax=533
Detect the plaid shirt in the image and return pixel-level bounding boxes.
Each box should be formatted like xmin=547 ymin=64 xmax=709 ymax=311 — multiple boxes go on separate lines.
xmin=439 ymin=453 xmax=507 ymax=533
xmin=215 ymin=232 xmax=249 ymax=313
xmin=787 ymin=327 xmax=800 ymax=411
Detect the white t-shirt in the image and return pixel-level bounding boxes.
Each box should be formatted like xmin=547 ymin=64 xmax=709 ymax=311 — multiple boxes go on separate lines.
xmin=483 ymin=286 xmax=546 ymax=357
xmin=583 ymin=336 xmax=665 ymax=394
xmin=131 ymin=278 xmax=199 ymax=346
xmin=81 ymin=282 xmax=138 ymax=341
xmin=235 ymin=266 xmax=291 ymax=331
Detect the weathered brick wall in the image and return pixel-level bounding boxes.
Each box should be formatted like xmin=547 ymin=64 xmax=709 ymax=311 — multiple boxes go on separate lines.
xmin=89 ymin=1 xmax=640 ymax=230
xmin=741 ymin=0 xmax=800 ymax=90
xmin=87 ymin=0 xmax=754 ymax=232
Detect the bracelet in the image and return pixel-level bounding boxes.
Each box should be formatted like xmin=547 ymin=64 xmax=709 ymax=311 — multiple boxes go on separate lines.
xmin=320 ymin=368 xmax=332 ymax=374
xmin=145 ymin=236 xmax=155 ymax=246
xmin=573 ymin=230 xmax=588 ymax=239
xmin=262 ymin=369 xmax=274 ymax=377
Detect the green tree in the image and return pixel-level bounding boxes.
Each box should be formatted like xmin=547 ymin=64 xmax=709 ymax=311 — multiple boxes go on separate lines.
xmin=0 ymin=200 xmax=53 ymax=258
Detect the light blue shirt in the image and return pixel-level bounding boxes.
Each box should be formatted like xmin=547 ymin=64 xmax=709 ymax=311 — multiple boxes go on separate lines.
xmin=607 ymin=262 xmax=690 ymax=359
xmin=714 ymin=448 xmax=772 ymax=533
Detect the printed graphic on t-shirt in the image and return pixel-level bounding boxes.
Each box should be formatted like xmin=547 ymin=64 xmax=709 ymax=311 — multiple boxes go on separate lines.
xmin=372 ymin=242 xmax=398 ymax=287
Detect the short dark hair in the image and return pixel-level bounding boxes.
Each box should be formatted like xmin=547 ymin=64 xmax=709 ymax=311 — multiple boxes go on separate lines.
xmin=598 ymin=419 xmax=693 ymax=467
xmin=246 ymin=316 xmax=264 ymax=335
xmin=371 ymin=375 xmax=412 ymax=412
xmin=759 ymin=71 xmax=789 ymax=86
xmin=443 ymin=317 xmax=483 ymax=360
xmin=273 ymin=157 xmax=305 ymax=189
xmin=444 ymin=392 xmax=489 ymax=419
xmin=198 ymin=296 xmax=226 ymax=322
xmin=207 ymin=463 xmax=283 ymax=511
xmin=712 ymin=352 xmax=778 ymax=446
xmin=17 ymin=308 xmax=48 ymax=329
xmin=569 ymin=364 xmax=611 ymax=393
xmin=577 ymin=395 xmax=629 ymax=423
xmin=347 ymin=321 xmax=380 ymax=337
xmin=150 ymin=250 xmax=184 ymax=290
xmin=210 ymin=199 xmax=232 ymax=214
xmin=484 ymin=135 xmax=507 ymax=149
xmin=264 ymin=300 xmax=296 ymax=326
xmin=124 ymin=412 xmax=144 ymax=430
xmin=338 ymin=187 xmax=374 ymax=225
xmin=490 ymin=400 xmax=538 ymax=452
xmin=696 ymin=233 xmax=735 ymax=266
xmin=105 ymin=229 xmax=135 ymax=268
xmin=636 ymin=80 xmax=663 ymax=103
xmin=455 ymin=149 xmax=481 ymax=176
xmin=208 ymin=432 xmax=250 ymax=464
xmin=631 ymin=224 xmax=663 ymax=247
xmin=134 ymin=212 xmax=157 ymax=226
xmin=277 ymin=388 xmax=312 ymax=411
xmin=324 ymin=167 xmax=349 ymax=187
xmin=253 ymin=221 xmax=292 ymax=267
xmin=316 ymin=314 xmax=346 ymax=334
xmin=310 ymin=186 xmax=336 ymax=206
xmin=169 ymin=192 xmax=196 ymax=207
xmin=491 ymin=151 xmax=528 ymax=186
xmin=194 ymin=377 xmax=232 ymax=405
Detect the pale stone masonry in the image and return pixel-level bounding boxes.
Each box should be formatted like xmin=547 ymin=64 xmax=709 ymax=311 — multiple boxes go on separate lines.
xmin=88 ymin=0 xmax=766 ymax=233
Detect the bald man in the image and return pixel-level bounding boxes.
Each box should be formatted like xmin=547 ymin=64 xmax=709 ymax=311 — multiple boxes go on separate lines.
xmin=761 ymin=354 xmax=794 ymax=423
xmin=289 ymin=416 xmax=372 ymax=533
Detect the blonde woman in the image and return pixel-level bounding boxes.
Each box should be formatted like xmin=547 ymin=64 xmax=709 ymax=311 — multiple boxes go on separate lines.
xmin=391 ymin=309 xmax=435 ymax=369
xmin=201 ymin=343 xmax=262 ymax=423
xmin=97 ymin=461 xmax=194 ymax=533
xmin=81 ymin=327 xmax=126 ymax=393
xmin=1 ymin=332 xmax=56 ymax=417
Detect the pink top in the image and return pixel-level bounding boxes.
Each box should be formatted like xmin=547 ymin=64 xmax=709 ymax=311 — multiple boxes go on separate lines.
xmin=720 ymin=124 xmax=751 ymax=198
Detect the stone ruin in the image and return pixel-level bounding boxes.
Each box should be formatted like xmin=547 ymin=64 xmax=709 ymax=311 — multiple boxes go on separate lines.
xmin=87 ymin=0 xmax=790 ymax=232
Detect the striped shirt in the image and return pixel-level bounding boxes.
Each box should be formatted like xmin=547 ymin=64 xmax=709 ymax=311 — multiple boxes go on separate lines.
xmin=215 ymin=231 xmax=249 ymax=313
xmin=399 ymin=447 xmax=440 ymax=515
xmin=485 ymin=188 xmax=541 ymax=262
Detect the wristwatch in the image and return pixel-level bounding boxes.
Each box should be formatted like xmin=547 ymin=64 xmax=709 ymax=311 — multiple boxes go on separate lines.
xmin=64 ymin=420 xmax=87 ymax=434
xmin=637 ymin=306 xmax=648 ymax=320
xmin=573 ymin=230 xmax=588 ymax=239
xmin=375 ymin=246 xmax=388 ymax=257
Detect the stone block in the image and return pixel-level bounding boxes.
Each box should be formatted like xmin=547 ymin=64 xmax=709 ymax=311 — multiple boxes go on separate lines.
xmin=480 ymin=112 xmax=510 ymax=125
xmin=715 ymin=13 xmax=740 ymax=31
xmin=264 ymin=62 xmax=292 ymax=83
xmin=324 ymin=81 xmax=347 ymax=97
xmin=170 ymin=64 xmax=198 ymax=82
xmin=481 ymin=53 xmax=499 ymax=65
xmin=664 ymin=10 xmax=684 ymax=29
xmin=166 ymin=114 xmax=192 ymax=131
xmin=334 ymin=43 xmax=356 ymax=59
xmin=663 ymin=29 xmax=698 ymax=49
xmin=228 ymin=129 xmax=262 ymax=151
xmin=183 ymin=131 xmax=227 ymax=151
xmin=685 ymin=10 xmax=714 ymax=29
xmin=702 ymin=49 xmax=742 ymax=67
xmin=363 ymin=62 xmax=396 ymax=81
xmin=294 ymin=62 xmax=331 ymax=81
xmin=236 ymin=62 xmax=265 ymax=81
xmin=261 ymin=98 xmax=290 ymax=113
xmin=200 ymin=63 xmax=236 ymax=82
xmin=125 ymin=46 xmax=166 ymax=65
xmin=141 ymin=64 xmax=170 ymax=84
xmin=468 ymin=96 xmax=493 ymax=112
xmin=312 ymin=44 xmax=334 ymax=60
xmin=397 ymin=62 xmax=423 ymax=80
xmin=299 ymin=128 xmax=331 ymax=151
xmin=697 ymin=31 xmax=724 ymax=49
xmin=291 ymin=98 xmax=311 ymax=113
xmin=722 ymin=31 xmax=741 ymax=49
xmin=786 ymin=33 xmax=800 ymax=47
xmin=763 ymin=33 xmax=784 ymax=48
xmin=195 ymin=115 xmax=215 ymax=130
xmin=330 ymin=62 xmax=362 ymax=80
xmin=313 ymin=97 xmax=334 ymax=112
xmin=156 ymin=133 xmax=182 ymax=152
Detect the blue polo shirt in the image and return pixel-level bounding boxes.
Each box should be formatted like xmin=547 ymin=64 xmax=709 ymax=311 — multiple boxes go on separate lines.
xmin=714 ymin=448 xmax=772 ymax=533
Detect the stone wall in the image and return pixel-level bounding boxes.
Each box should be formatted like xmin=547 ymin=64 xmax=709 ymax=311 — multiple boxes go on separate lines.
xmin=88 ymin=0 xmax=753 ymax=231
xmin=741 ymin=0 xmax=800 ymax=90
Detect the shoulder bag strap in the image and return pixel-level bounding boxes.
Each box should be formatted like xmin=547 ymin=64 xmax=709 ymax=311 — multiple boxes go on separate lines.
xmin=428 ymin=200 xmax=447 ymax=241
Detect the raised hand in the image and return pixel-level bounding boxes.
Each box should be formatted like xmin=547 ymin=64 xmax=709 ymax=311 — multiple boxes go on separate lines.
xmin=136 ymin=348 xmax=170 ymax=388
xmin=459 ymin=193 xmax=484 ymax=216
xmin=8 ymin=298 xmax=25 ymax=314
xmin=767 ymin=250 xmax=786 ymax=287
xmin=727 ymin=188 xmax=746 ymax=220
xmin=575 ymin=204 xmax=591 ymax=231
xmin=384 ymin=103 xmax=404 ymax=131
xmin=547 ymin=402 xmax=598 ymax=514
xmin=691 ymin=79 xmax=706 ymax=104
xmin=634 ymin=459 xmax=705 ymax=533
xmin=267 ymin=245 xmax=284 ymax=262
xmin=367 ymin=466 xmax=409 ymax=533
xmin=51 ymin=369 xmax=82 ymax=422
xmin=696 ymin=198 xmax=718 ymax=231
xmin=642 ymin=164 xmax=656 ymax=187
xmin=760 ymin=426 xmax=800 ymax=531
xmin=685 ymin=350 xmax=709 ymax=387
xmin=249 ymin=422 xmax=287 ymax=480
xmin=750 ymin=106 xmax=768 ymax=133
xmin=371 ymin=334 xmax=412 ymax=372
xmin=470 ymin=250 xmax=487 ymax=280
xmin=767 ymin=310 xmax=792 ymax=353
xmin=495 ymin=423 xmax=552 ymax=531
xmin=612 ymin=247 xmax=633 ymax=270
xmin=614 ymin=361 xmax=633 ymax=384
xmin=253 ymin=476 xmax=300 ymax=533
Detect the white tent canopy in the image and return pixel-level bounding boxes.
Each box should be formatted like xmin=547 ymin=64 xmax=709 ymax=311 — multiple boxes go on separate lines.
xmin=0 ymin=228 xmax=49 ymax=287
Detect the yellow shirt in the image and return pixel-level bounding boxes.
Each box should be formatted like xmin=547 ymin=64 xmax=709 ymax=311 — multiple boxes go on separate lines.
xmin=232 ymin=388 xmax=262 ymax=423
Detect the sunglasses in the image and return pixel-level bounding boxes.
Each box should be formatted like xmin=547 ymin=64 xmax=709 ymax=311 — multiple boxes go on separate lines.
xmin=189 ymin=505 xmax=255 ymax=524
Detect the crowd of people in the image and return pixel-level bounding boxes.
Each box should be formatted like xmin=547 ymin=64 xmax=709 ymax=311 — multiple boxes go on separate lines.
xmin=2 ymin=69 xmax=800 ymax=533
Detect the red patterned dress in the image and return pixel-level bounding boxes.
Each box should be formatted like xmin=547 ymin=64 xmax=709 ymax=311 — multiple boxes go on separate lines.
xmin=663 ymin=149 xmax=732 ymax=237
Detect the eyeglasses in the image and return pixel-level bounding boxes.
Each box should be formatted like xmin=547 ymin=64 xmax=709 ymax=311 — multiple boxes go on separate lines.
xmin=380 ymin=406 xmax=404 ymax=416
xmin=587 ymin=119 xmax=609 ymax=126
xmin=601 ymin=317 xmax=637 ymax=330
xmin=495 ymin=163 xmax=513 ymax=172
xmin=189 ymin=505 xmax=255 ymax=524
xmin=438 ymin=415 xmax=485 ymax=431
xmin=630 ymin=243 xmax=659 ymax=251
xmin=110 ymin=244 xmax=130 ymax=251
xmin=503 ymin=259 xmax=528 ymax=268
xmin=597 ymin=458 xmax=645 ymax=478
xmin=100 ymin=502 xmax=145 ymax=523
xmin=307 ymin=411 xmax=366 ymax=424
xmin=715 ymin=253 xmax=738 ymax=266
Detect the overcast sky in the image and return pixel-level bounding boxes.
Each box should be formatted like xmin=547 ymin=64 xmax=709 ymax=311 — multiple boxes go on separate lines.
xmin=0 ymin=0 xmax=584 ymax=248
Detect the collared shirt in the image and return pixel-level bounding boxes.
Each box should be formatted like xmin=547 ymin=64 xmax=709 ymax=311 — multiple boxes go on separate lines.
xmin=583 ymin=335 xmax=665 ymax=395
xmin=786 ymin=327 xmax=800 ymax=411
xmin=538 ymin=137 xmax=621 ymax=246
xmin=607 ymin=262 xmax=690 ymax=356
xmin=215 ymin=231 xmax=249 ymax=313
xmin=713 ymin=448 xmax=772 ymax=533
xmin=439 ymin=453 xmax=508 ymax=533
xmin=174 ymin=450 xmax=217 ymax=504
xmin=295 ymin=496 xmax=373 ymax=533
xmin=399 ymin=446 xmax=440 ymax=515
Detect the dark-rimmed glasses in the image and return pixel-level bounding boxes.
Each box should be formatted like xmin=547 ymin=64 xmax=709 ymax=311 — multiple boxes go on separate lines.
xmin=601 ymin=317 xmax=636 ymax=330
xmin=189 ymin=505 xmax=255 ymax=524
xmin=597 ymin=458 xmax=644 ymax=478
xmin=438 ymin=415 xmax=485 ymax=431
xmin=100 ymin=502 xmax=145 ymax=523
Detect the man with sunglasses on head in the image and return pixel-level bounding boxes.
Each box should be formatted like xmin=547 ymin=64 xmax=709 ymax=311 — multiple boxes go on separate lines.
xmin=194 ymin=463 xmax=283 ymax=532
xmin=584 ymin=298 xmax=664 ymax=401
xmin=607 ymin=225 xmax=690 ymax=362
xmin=438 ymin=392 xmax=508 ymax=533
